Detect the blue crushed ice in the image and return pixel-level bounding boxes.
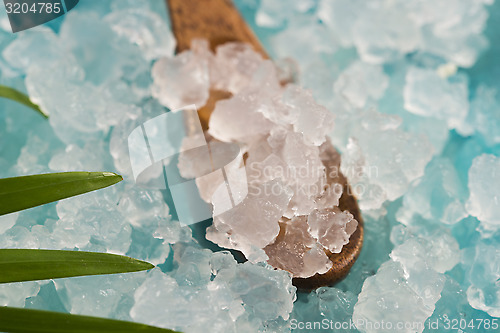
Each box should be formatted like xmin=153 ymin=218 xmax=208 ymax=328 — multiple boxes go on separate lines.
xmin=0 ymin=0 xmax=499 ymax=332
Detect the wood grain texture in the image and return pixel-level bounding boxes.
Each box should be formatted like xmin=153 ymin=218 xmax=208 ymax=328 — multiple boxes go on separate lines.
xmin=167 ymin=0 xmax=268 ymax=57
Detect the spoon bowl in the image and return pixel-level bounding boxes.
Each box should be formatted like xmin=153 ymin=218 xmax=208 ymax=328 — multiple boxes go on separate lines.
xmin=166 ymin=0 xmax=363 ymax=289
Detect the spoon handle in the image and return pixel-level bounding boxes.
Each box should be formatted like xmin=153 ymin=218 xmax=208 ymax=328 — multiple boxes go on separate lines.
xmin=167 ymin=0 xmax=268 ymax=57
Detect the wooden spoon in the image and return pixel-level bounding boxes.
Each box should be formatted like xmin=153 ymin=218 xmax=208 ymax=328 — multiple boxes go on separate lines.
xmin=166 ymin=0 xmax=363 ymax=290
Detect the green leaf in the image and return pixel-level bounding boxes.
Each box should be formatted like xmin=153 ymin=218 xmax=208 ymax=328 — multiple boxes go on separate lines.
xmin=0 ymin=85 xmax=48 ymax=119
xmin=0 ymin=171 xmax=123 ymax=216
xmin=0 ymin=307 xmax=180 ymax=333
xmin=0 ymin=249 xmax=155 ymax=284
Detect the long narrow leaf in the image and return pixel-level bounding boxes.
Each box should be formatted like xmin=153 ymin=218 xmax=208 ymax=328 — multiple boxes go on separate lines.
xmin=0 ymin=172 xmax=123 ymax=216
xmin=0 ymin=249 xmax=154 ymax=283
xmin=0 ymin=307 xmax=179 ymax=333
xmin=0 ymin=85 xmax=48 ymax=118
